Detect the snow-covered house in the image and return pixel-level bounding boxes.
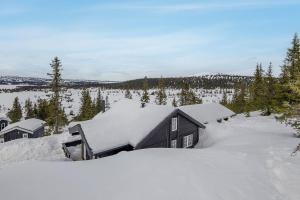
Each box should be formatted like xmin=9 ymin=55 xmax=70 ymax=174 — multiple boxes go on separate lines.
xmin=63 ymin=100 xmax=206 ymax=160
xmin=179 ymin=103 xmax=235 ymax=124
xmin=0 ymin=118 xmax=46 ymax=142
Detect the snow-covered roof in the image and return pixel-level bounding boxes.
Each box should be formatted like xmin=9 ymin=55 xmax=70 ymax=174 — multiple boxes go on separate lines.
xmin=0 ymin=118 xmax=46 ymax=135
xmin=74 ymin=100 xmax=176 ymax=153
xmin=0 ymin=113 xmax=10 ymax=122
xmin=179 ymin=103 xmax=235 ymax=124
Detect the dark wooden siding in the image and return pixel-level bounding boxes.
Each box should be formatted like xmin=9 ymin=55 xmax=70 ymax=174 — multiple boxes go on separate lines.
xmin=3 ymin=127 xmax=44 ymax=142
xmin=177 ymin=115 xmax=199 ymax=147
xmin=136 ymin=110 xmax=201 ymax=150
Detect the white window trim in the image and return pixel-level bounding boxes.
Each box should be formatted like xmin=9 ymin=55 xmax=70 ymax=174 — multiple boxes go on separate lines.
xmin=23 ymin=133 xmax=28 ymax=138
xmin=183 ymin=134 xmax=193 ymax=148
xmin=171 ymin=117 xmax=178 ymax=131
xmin=171 ymin=139 xmax=177 ymax=148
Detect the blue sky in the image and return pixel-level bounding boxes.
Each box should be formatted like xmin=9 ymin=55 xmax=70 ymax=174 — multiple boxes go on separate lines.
xmin=0 ymin=0 xmax=300 ymax=81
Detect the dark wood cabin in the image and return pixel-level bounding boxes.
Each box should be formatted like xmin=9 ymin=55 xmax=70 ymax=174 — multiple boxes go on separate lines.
xmin=65 ymin=108 xmax=205 ymax=160
xmin=0 ymin=118 xmax=45 ymax=142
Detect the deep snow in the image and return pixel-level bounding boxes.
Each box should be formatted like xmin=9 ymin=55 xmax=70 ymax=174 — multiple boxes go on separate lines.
xmin=0 ymin=113 xmax=299 ymax=200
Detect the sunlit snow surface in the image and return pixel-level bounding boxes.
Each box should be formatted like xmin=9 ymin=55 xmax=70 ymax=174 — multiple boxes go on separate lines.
xmin=0 ymin=112 xmax=299 ymax=200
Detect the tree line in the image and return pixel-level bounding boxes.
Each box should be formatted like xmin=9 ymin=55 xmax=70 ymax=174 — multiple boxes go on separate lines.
xmin=221 ymin=33 xmax=300 ymax=135
xmin=6 ymin=57 xmax=106 ymax=133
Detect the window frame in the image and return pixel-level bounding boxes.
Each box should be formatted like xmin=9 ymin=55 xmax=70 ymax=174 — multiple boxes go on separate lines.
xmin=23 ymin=133 xmax=28 ymax=138
xmin=171 ymin=117 xmax=178 ymax=132
xmin=183 ymin=134 xmax=193 ymax=148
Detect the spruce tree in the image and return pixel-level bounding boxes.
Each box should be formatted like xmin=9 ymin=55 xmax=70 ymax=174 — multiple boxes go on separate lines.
xmin=172 ymin=97 xmax=177 ymax=107
xmin=7 ymin=97 xmax=22 ymax=123
xmin=76 ymin=89 xmax=94 ymax=121
xmin=229 ymin=82 xmax=247 ymax=114
xmin=124 ymin=85 xmax=132 ymax=99
xmin=141 ymin=76 xmax=150 ymax=104
xmin=105 ymin=95 xmax=110 ymax=110
xmin=263 ymin=63 xmax=277 ymax=115
xmin=284 ymin=33 xmax=300 ymax=80
xmin=220 ymin=91 xmax=228 ymax=106
xmin=155 ymin=77 xmax=167 ymax=105
xmin=250 ymin=63 xmax=265 ymax=110
xmin=179 ymin=82 xmax=202 ymax=106
xmin=95 ymin=88 xmax=103 ymax=113
xmin=24 ymin=98 xmax=35 ymax=119
xmin=47 ymin=57 xmax=66 ymax=134
xmin=278 ymin=33 xmax=300 ymax=135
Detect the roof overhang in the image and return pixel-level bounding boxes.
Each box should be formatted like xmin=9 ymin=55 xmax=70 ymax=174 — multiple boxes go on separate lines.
xmin=0 ymin=125 xmax=44 ymax=136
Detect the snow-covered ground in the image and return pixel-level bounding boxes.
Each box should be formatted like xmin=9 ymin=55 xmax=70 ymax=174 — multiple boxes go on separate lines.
xmin=0 ymin=134 xmax=68 ymax=168
xmin=0 ymin=113 xmax=299 ymax=200
xmin=0 ymin=87 xmax=232 ymax=119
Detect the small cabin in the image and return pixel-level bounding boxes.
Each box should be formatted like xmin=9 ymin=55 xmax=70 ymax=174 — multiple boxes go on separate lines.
xmin=63 ymin=100 xmax=206 ymax=160
xmin=0 ymin=118 xmax=46 ymax=142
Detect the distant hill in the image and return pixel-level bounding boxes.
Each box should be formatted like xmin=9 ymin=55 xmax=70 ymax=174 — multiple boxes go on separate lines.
xmin=108 ymin=74 xmax=253 ymax=89
xmin=0 ymin=74 xmax=253 ymax=91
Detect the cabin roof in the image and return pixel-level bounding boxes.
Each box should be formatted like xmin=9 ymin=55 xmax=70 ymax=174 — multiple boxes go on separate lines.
xmin=0 ymin=114 xmax=11 ymax=122
xmin=179 ymin=103 xmax=235 ymax=124
xmin=0 ymin=118 xmax=46 ymax=135
xmin=70 ymin=100 xmax=234 ymax=154
xmin=75 ymin=100 xmax=177 ymax=153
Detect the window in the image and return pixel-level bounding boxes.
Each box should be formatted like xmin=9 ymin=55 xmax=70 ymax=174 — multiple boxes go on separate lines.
xmin=183 ymin=134 xmax=193 ymax=148
xmin=171 ymin=117 xmax=177 ymax=131
xmin=171 ymin=139 xmax=177 ymax=148
xmin=0 ymin=123 xmax=5 ymax=130
xmin=23 ymin=133 xmax=28 ymax=138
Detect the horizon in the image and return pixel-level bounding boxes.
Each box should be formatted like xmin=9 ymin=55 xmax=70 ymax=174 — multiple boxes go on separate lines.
xmin=1 ymin=0 xmax=300 ymax=81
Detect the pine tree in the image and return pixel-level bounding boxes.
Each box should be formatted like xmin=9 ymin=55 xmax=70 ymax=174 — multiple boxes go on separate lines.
xmin=172 ymin=97 xmax=177 ymax=107
xmin=36 ymin=99 xmax=50 ymax=121
xmin=141 ymin=76 xmax=150 ymax=104
xmin=278 ymin=33 xmax=300 ymax=135
xmin=24 ymin=98 xmax=35 ymax=119
xmin=220 ymin=91 xmax=228 ymax=106
xmin=262 ymin=63 xmax=277 ymax=115
xmin=76 ymin=89 xmax=94 ymax=121
xmin=124 ymin=85 xmax=132 ymax=99
xmin=7 ymin=97 xmax=22 ymax=123
xmin=47 ymin=57 xmax=66 ymax=134
xmin=33 ymin=103 xmax=38 ymax=117
xmin=250 ymin=63 xmax=265 ymax=110
xmin=179 ymin=82 xmax=202 ymax=106
xmin=229 ymin=82 xmax=247 ymax=114
xmin=155 ymin=77 xmax=167 ymax=105
xmin=284 ymin=33 xmax=300 ymax=80
xmin=105 ymin=95 xmax=110 ymax=110
xmin=95 ymin=88 xmax=103 ymax=113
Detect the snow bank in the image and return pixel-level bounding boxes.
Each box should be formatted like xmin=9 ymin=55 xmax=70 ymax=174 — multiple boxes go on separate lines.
xmin=0 ymin=146 xmax=299 ymax=200
xmin=0 ymin=112 xmax=300 ymax=200
xmin=180 ymin=102 xmax=235 ymax=124
xmin=0 ymin=134 xmax=67 ymax=167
